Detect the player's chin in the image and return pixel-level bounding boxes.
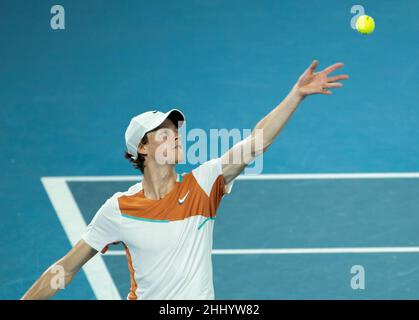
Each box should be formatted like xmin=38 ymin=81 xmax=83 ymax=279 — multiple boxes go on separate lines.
xmin=164 ymin=148 xmax=184 ymax=165
xmin=174 ymin=149 xmax=184 ymax=163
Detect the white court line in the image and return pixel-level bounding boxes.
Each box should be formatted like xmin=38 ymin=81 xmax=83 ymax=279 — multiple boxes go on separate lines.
xmin=41 ymin=177 xmax=121 ymax=300
xmin=41 ymin=172 xmax=419 ymax=299
xmin=54 ymin=172 xmax=419 ymax=182
xmin=104 ymin=247 xmax=419 ymax=256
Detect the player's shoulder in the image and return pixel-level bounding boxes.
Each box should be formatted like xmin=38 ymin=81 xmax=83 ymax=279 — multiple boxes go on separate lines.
xmin=191 ymin=157 xmax=223 ymax=179
xmin=106 ymin=181 xmax=143 ymax=204
xmin=183 ymin=158 xmax=223 ymax=195
xmin=121 ymin=181 xmax=143 ymax=196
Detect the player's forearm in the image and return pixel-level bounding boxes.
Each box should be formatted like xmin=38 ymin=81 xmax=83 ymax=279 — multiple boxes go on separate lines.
xmin=21 ymin=262 xmax=77 ymax=300
xmin=252 ymin=86 xmax=304 ymax=151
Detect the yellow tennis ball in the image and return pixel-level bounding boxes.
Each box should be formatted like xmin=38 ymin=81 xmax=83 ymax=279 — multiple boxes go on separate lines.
xmin=356 ymin=15 xmax=375 ymax=34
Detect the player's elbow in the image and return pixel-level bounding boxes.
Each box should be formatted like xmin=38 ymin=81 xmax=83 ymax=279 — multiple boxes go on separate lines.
xmin=262 ymin=141 xmax=272 ymax=153
xmin=250 ymin=129 xmax=271 ymax=155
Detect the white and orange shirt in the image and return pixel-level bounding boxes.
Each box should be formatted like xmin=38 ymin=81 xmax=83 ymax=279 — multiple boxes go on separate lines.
xmin=81 ymin=157 xmax=234 ymax=300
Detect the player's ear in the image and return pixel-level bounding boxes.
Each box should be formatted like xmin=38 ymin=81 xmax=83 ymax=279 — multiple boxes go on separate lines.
xmin=138 ymin=135 xmax=149 ymax=155
xmin=138 ymin=143 xmax=147 ymax=155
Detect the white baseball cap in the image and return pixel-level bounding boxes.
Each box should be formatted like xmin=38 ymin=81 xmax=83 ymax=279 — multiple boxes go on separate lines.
xmin=125 ymin=109 xmax=185 ymax=160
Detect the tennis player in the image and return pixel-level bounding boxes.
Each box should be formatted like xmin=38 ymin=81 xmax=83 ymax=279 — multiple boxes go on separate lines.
xmin=22 ymin=60 xmax=348 ymax=300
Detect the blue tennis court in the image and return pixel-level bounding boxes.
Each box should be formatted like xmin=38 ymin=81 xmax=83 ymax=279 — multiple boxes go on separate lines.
xmin=1 ymin=0 xmax=419 ymax=299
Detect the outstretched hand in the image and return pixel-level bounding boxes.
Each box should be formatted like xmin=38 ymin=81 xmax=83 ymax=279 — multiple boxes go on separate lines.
xmin=293 ymin=60 xmax=349 ymax=97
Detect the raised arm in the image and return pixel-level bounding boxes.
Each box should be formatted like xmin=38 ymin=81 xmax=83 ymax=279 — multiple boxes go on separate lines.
xmin=21 ymin=239 xmax=97 ymax=300
xmin=221 ymin=60 xmax=349 ymax=183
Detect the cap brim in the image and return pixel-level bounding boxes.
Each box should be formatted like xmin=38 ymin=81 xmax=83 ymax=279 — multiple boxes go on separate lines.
xmin=143 ymin=109 xmax=185 ymax=135
xmin=165 ymin=109 xmax=185 ymax=128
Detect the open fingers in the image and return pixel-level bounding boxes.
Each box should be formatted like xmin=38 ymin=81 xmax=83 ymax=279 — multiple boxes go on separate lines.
xmin=327 ymin=74 xmax=349 ymax=82
xmin=303 ymin=60 xmax=319 ymax=75
xmin=320 ymin=89 xmax=332 ymax=95
xmin=324 ymin=82 xmax=343 ymax=89
xmin=322 ymin=62 xmax=344 ymax=75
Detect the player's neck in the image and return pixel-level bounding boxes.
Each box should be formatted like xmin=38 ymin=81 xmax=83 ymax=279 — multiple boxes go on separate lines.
xmin=141 ymin=163 xmax=177 ymax=200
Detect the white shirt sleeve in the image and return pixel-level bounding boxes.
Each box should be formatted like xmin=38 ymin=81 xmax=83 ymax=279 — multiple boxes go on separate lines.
xmin=81 ymin=195 xmax=121 ymax=252
xmin=192 ymin=157 xmax=235 ymax=198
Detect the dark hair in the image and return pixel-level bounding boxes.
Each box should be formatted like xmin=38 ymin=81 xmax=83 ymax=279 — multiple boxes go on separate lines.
xmin=125 ymin=135 xmax=148 ymax=173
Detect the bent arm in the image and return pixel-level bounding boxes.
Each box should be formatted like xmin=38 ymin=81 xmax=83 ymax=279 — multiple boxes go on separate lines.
xmin=21 ymin=239 xmax=97 ymax=300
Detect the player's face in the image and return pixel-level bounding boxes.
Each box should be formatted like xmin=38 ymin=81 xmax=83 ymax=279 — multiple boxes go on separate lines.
xmin=146 ymin=118 xmax=183 ymax=165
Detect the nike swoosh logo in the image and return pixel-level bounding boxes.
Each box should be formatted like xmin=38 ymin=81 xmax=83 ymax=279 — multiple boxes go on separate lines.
xmin=178 ymin=190 xmax=190 ymax=205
